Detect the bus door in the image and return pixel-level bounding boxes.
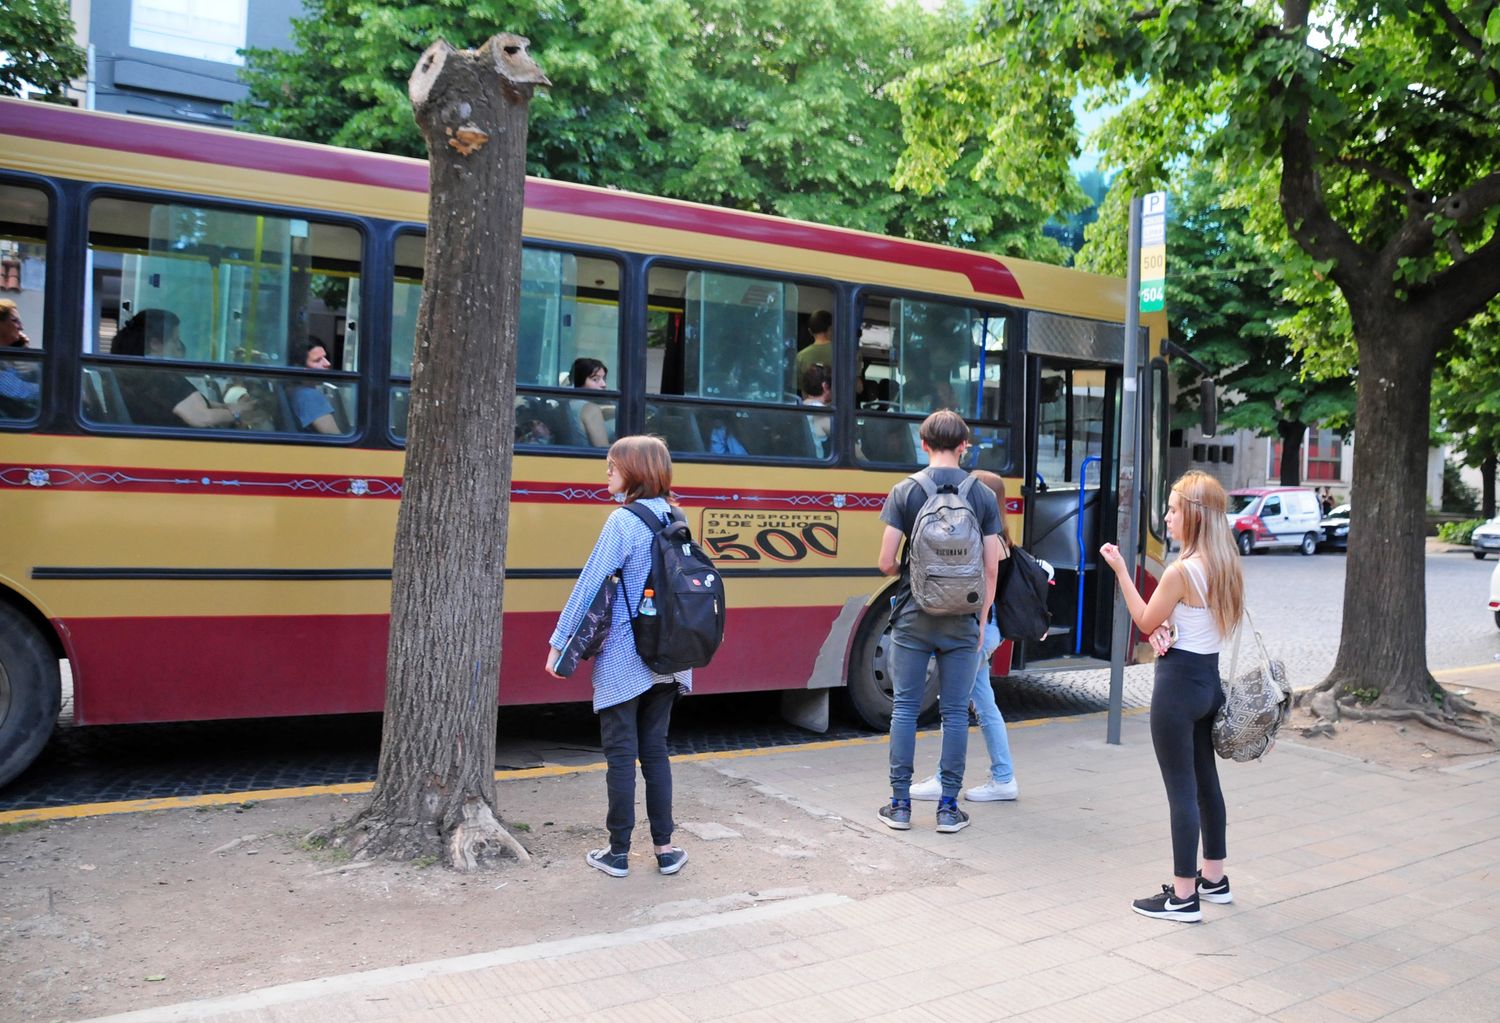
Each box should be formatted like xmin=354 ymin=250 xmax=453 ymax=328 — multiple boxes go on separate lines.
xmin=1018 ymin=356 xmax=1121 ymax=667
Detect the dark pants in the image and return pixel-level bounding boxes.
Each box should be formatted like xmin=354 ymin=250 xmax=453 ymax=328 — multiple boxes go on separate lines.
xmin=1150 ymin=650 xmax=1228 ymax=878
xmin=598 ymin=682 xmax=677 ymax=855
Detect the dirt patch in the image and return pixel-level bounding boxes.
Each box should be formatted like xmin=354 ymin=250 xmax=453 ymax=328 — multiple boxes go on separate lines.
xmin=1285 ymin=685 xmax=1500 ymax=771
xmin=0 ymin=759 xmax=953 ymax=1022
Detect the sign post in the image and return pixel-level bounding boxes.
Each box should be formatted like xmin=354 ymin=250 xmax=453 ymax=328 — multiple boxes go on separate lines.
xmin=1107 ymin=191 xmax=1166 ymax=745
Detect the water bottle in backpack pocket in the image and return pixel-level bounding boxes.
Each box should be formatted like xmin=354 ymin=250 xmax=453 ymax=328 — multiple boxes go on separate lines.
xmin=905 ymin=472 xmax=987 ymax=616
xmin=622 ymin=503 xmax=726 ymax=673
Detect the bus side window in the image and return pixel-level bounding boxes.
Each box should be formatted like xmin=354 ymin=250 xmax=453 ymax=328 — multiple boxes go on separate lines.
xmin=646 ymin=264 xmax=834 ymax=462
xmin=81 ymin=196 xmax=361 ymax=438
xmin=0 ymin=184 xmax=49 ymax=424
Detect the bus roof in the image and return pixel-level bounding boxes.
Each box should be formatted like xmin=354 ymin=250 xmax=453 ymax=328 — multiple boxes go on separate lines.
xmin=0 ymin=97 xmax=1133 ymax=314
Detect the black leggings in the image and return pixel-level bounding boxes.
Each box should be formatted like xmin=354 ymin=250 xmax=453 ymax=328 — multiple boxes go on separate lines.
xmin=1150 ymin=649 xmax=1227 ymax=878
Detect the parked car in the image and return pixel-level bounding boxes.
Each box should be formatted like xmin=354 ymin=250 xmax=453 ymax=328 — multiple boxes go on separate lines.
xmin=1490 ymin=560 xmax=1500 ymax=629
xmin=1226 ymin=486 xmax=1324 ymax=556
xmin=1318 ymin=503 xmax=1350 ymax=552
xmin=1472 ymin=516 xmax=1500 ymax=560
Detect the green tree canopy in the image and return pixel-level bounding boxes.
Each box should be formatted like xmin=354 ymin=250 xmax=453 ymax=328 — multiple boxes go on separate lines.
xmin=235 ymin=0 xmax=1077 ymax=260
xmin=893 ymin=0 xmax=1500 ymax=727
xmin=0 ymin=0 xmax=85 ymax=103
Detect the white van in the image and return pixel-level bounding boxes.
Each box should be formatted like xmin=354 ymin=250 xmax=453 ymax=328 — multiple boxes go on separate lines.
xmin=1226 ymin=487 xmax=1325 ymax=555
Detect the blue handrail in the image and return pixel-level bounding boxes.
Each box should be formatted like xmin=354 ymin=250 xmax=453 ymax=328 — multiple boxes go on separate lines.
xmin=1075 ymin=456 xmax=1101 ymax=654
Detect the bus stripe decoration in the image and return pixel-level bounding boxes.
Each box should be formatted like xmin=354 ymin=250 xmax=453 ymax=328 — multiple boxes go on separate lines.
xmin=0 ymin=465 xmax=402 ymax=498
xmin=0 ymin=464 xmax=891 ymax=509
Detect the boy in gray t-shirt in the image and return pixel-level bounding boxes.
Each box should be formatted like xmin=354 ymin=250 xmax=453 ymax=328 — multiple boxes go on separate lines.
xmin=874 ymin=411 xmax=1001 ymax=835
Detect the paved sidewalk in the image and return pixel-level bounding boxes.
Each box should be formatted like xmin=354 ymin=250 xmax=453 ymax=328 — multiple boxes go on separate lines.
xmin=78 ymin=700 xmax=1500 ymax=1023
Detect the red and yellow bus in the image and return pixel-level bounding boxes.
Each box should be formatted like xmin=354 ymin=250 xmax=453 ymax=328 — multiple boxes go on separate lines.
xmin=0 ymin=98 xmax=1171 ymax=786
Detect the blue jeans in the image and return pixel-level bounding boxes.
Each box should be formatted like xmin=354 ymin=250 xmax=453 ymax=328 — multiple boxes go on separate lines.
xmin=968 ymin=618 xmax=1015 ymax=783
xmin=889 ymin=608 xmax=981 ymax=801
xmin=597 ymin=682 xmax=677 ymax=854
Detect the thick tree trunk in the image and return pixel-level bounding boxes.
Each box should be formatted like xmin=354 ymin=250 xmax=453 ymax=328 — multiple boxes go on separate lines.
xmin=1317 ymin=331 xmax=1437 ymax=708
xmin=1482 ymin=454 xmax=1496 ymax=521
xmin=318 ymin=36 xmax=549 ymax=869
xmin=1277 ymin=419 xmax=1305 ymax=486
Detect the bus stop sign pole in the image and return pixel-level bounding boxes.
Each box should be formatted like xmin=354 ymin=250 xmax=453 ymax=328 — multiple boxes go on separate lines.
xmin=1107 ymin=193 xmax=1155 ymax=745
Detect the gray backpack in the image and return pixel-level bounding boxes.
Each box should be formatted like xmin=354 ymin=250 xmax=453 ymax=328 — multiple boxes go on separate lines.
xmin=905 ymin=472 xmax=986 ymax=616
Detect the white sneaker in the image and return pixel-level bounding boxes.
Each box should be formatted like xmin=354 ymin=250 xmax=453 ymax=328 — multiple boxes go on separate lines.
xmin=964 ymin=778 xmax=1019 ymax=802
xmin=908 ymin=775 xmax=942 ymax=801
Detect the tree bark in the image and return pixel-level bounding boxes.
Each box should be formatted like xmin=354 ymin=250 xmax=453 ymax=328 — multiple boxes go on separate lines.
xmin=317 ymin=35 xmax=549 ymax=868
xmin=1315 ymin=326 xmax=1440 ymax=708
xmin=1277 ymin=419 xmax=1305 ymax=486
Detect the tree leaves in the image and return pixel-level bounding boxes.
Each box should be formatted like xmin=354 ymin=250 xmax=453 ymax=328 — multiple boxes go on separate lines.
xmin=0 ymin=0 xmax=86 ymax=103
xmin=234 ymin=0 xmax=1062 ymax=257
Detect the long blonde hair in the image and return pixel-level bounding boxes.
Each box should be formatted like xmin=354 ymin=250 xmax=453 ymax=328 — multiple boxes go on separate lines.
xmin=1172 ymin=471 xmax=1244 ymax=637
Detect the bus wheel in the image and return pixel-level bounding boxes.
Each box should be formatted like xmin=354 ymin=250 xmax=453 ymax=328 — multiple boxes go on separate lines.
xmin=1237 ymin=532 xmax=1254 ymax=556
xmin=0 ymin=604 xmax=62 ymax=788
xmin=843 ymin=600 xmax=940 ymax=731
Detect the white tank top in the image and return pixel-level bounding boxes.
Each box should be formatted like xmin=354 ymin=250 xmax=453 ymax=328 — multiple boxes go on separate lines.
xmin=1171 ymin=559 xmax=1223 ymax=654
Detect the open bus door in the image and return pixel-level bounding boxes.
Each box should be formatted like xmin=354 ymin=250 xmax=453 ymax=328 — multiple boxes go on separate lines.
xmin=1013 ymin=311 xmax=1147 ymax=670
xmin=1018 ymin=358 xmax=1119 ymax=667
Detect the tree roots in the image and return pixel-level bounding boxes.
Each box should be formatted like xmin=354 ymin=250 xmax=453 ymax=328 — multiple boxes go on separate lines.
xmin=1298 ymin=674 xmax=1498 ymax=745
xmin=310 ymin=796 xmax=531 ymax=871
xmin=1333 ymin=701 xmax=1495 ymax=743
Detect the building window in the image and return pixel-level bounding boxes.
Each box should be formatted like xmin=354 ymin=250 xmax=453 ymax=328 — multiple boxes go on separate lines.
xmin=131 ymin=0 xmax=250 ymax=65
xmin=1306 ymin=428 xmax=1343 ymax=481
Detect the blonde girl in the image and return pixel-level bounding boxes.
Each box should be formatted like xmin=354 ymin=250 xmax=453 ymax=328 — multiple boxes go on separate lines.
xmin=1100 ymin=470 xmax=1244 ymax=922
xmin=545 ymin=435 xmax=690 ymax=878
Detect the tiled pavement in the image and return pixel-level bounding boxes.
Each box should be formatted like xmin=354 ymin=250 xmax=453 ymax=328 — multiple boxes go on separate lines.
xmin=78 ymin=677 xmax=1500 ymax=1023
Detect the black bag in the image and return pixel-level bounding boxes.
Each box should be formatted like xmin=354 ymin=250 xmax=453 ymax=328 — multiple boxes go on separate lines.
xmin=622 ymin=503 xmax=726 ymax=674
xmin=553 ymin=573 xmax=619 ymax=678
xmin=996 ymin=544 xmax=1053 ymax=641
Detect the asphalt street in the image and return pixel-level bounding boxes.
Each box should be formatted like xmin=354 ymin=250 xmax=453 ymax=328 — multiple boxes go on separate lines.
xmin=1241 ymin=545 xmax=1500 ymax=686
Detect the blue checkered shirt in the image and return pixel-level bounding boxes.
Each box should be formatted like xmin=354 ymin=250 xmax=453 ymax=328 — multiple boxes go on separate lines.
xmin=549 ymin=497 xmax=692 ymax=711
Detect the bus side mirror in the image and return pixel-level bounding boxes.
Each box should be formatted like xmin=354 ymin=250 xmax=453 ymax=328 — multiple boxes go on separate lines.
xmin=1199 ymin=378 xmax=1217 ymax=438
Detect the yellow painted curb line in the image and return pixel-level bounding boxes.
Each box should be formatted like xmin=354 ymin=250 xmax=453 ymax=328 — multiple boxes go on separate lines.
xmin=0 ymin=707 xmax=1143 ymax=827
xmin=1433 ymin=662 xmax=1500 ymax=679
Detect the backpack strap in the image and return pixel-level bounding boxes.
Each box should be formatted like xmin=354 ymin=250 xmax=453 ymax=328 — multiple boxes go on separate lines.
xmin=619 ymin=502 xmax=675 ymax=616
xmin=622 ymin=501 xmax=673 ymax=533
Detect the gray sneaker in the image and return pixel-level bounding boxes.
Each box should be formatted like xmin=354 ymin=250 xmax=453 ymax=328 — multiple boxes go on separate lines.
xmin=878 ymin=800 xmax=912 ymax=830
xmin=935 ymin=800 xmax=970 ymax=833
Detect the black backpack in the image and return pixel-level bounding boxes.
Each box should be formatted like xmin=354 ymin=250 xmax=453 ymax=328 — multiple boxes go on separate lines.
xmin=996 ymin=543 xmax=1053 ymax=642
xmin=622 ymin=503 xmax=726 ymax=674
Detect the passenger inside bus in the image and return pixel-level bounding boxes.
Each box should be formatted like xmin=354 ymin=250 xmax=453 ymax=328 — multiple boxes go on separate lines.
xmin=0 ymin=299 xmax=40 ymax=417
xmin=570 ymin=357 xmax=616 ymax=448
xmin=286 ymin=336 xmax=342 ymax=435
xmin=795 ymin=309 xmax=833 ymax=384
xmin=111 ymin=309 xmax=250 ymax=430
xmin=799 ymin=361 xmax=832 ymax=457
xmin=899 ymin=346 xmax=959 ymax=414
